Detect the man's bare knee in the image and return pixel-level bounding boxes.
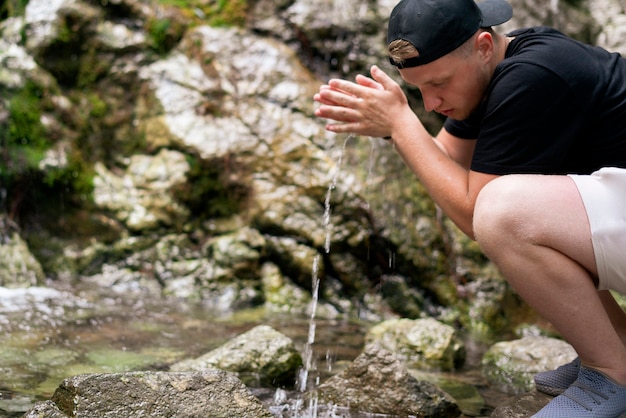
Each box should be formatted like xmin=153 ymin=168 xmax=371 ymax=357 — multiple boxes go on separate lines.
xmin=473 ymin=175 xmax=527 ymax=250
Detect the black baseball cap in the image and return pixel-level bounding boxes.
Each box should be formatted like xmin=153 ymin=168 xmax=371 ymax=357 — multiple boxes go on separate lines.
xmin=388 ymin=0 xmax=513 ymax=68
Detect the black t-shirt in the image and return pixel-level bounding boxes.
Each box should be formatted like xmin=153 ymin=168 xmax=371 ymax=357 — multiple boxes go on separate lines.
xmin=444 ymin=27 xmax=626 ymax=175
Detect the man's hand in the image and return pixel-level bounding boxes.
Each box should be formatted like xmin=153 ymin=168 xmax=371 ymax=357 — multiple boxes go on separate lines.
xmin=313 ymin=65 xmax=411 ymax=138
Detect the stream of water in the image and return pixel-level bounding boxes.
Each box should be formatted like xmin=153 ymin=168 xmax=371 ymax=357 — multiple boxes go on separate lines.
xmin=0 ymin=281 xmax=511 ymax=418
xmin=292 ymin=135 xmax=352 ymax=416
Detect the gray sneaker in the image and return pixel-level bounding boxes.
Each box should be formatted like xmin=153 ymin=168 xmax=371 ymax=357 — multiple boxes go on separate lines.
xmin=534 ymin=357 xmax=581 ymax=395
xmin=531 ymin=366 xmax=626 ymax=418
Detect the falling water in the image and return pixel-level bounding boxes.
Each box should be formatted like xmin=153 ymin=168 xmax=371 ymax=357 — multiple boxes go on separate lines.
xmin=296 ymin=254 xmax=321 ymax=395
xmin=294 ymin=135 xmax=353 ymax=417
xmin=323 ymin=136 xmax=350 ymax=254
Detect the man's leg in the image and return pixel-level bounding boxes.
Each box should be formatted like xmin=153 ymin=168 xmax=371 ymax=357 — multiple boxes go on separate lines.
xmin=600 ymin=290 xmax=626 ymax=348
xmin=473 ymin=174 xmax=626 ymax=385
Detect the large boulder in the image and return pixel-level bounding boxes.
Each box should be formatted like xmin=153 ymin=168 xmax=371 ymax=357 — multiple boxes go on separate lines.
xmin=315 ymin=343 xmax=461 ymax=417
xmin=24 ymin=370 xmax=273 ymax=418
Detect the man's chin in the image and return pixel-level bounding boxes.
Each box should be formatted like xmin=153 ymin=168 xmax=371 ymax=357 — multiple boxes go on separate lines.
xmin=443 ymin=109 xmax=472 ymax=121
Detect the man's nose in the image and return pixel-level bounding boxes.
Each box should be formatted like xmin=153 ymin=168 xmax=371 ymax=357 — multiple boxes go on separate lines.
xmin=422 ymin=94 xmax=443 ymax=112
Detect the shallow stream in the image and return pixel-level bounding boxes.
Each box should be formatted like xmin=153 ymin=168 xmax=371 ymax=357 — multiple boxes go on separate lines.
xmin=0 ymin=281 xmax=513 ymax=418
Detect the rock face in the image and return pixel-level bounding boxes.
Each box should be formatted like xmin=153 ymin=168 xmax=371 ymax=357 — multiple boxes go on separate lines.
xmin=24 ymin=370 xmax=273 ymax=418
xmin=315 ymin=343 xmax=461 ymax=417
xmin=5 ymin=0 xmax=626 ymax=338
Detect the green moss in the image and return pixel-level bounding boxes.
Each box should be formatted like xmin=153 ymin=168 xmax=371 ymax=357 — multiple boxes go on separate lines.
xmin=77 ymin=47 xmax=112 ymax=88
xmin=0 ymin=0 xmax=29 ymax=18
xmin=207 ymin=0 xmax=247 ymax=27
xmin=147 ymin=18 xmax=173 ymax=54
xmin=1 ymin=79 xmax=97 ymax=223
xmin=85 ymin=348 xmax=161 ymax=372
xmin=155 ymin=0 xmax=248 ymax=27
xmin=1 ymin=81 xmax=47 ymax=183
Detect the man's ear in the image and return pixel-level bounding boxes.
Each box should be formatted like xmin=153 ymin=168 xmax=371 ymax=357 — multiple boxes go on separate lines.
xmin=476 ymin=31 xmax=495 ymax=62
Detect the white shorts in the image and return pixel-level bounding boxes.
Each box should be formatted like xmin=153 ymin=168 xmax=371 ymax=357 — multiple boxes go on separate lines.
xmin=569 ymin=167 xmax=626 ymax=294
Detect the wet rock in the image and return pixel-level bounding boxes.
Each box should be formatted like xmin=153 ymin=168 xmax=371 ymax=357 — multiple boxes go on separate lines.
xmin=408 ymin=370 xmax=488 ymax=417
xmin=264 ymin=235 xmax=322 ymax=290
xmin=24 ymin=370 xmax=273 ymax=418
xmin=170 ymin=325 xmax=302 ymax=388
xmin=365 ymin=317 xmax=466 ymax=371
xmin=481 ymin=336 xmax=576 ymax=394
xmin=315 ymin=343 xmax=461 ymax=417
xmin=249 ymin=0 xmax=394 ymax=80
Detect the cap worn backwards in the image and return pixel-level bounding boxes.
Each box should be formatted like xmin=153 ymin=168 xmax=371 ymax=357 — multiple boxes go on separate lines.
xmin=387 ymin=0 xmax=513 ymax=68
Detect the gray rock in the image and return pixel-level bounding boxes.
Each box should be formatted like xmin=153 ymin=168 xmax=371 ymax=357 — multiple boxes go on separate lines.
xmin=365 ymin=318 xmax=466 ymax=371
xmin=0 ymin=215 xmax=45 ymax=286
xmin=482 ymin=336 xmax=576 ymax=394
xmin=93 ymin=149 xmax=191 ymax=231
xmin=315 ymin=343 xmax=461 ymax=417
xmin=260 ymin=261 xmax=313 ymax=315
xmin=170 ymin=325 xmax=302 ymax=388
xmin=23 ymin=400 xmax=68 ymax=418
xmin=25 ymin=370 xmax=273 ymax=418
xmin=23 ymin=0 xmax=102 ymax=55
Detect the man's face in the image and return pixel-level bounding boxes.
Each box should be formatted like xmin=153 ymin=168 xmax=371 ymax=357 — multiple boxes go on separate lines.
xmin=398 ymin=50 xmax=492 ymax=120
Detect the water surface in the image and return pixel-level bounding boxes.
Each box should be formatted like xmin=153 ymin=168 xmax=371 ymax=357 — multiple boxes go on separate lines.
xmin=0 ymin=283 xmax=508 ymax=418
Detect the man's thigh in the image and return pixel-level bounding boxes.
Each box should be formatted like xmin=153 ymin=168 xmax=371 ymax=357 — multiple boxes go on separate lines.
xmin=475 ymin=173 xmax=597 ymax=277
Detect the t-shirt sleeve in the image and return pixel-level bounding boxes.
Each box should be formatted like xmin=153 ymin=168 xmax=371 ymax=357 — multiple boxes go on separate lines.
xmin=458 ymin=63 xmax=583 ymax=175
